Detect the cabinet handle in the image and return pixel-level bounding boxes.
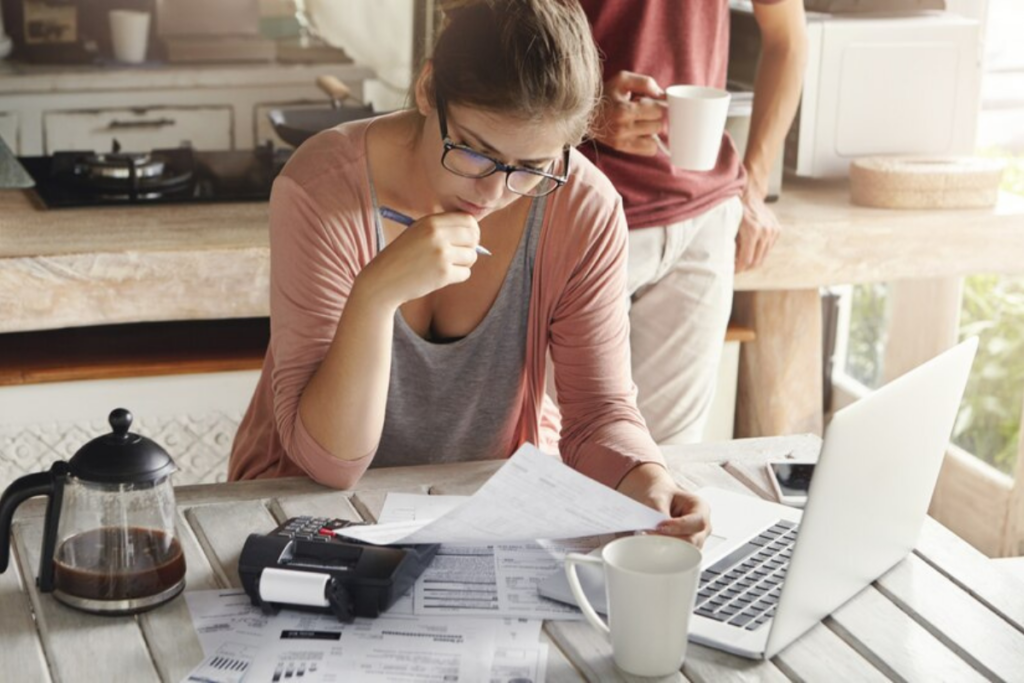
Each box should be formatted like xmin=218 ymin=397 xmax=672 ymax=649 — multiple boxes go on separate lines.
xmin=108 ymin=118 xmax=177 ymax=130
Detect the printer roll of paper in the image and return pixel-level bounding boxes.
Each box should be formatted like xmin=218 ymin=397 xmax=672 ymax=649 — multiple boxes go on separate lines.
xmin=258 ymin=568 xmax=331 ymax=608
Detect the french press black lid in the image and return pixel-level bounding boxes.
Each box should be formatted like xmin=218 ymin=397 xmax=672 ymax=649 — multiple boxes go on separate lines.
xmin=69 ymin=408 xmax=176 ymax=485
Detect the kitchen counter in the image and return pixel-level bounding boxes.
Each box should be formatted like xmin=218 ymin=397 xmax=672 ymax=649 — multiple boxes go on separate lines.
xmin=0 ymin=61 xmax=373 ymax=94
xmin=2 ymin=179 xmax=1023 ymax=438
xmin=4 ymin=179 xmax=1019 ymax=299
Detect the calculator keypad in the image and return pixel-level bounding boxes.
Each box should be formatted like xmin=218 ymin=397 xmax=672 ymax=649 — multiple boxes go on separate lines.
xmin=275 ymin=516 xmax=364 ymax=542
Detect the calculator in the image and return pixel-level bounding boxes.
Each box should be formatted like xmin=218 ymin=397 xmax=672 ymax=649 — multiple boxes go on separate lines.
xmin=238 ymin=516 xmax=439 ymax=621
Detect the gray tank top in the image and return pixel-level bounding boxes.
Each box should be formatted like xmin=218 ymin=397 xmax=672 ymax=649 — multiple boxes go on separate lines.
xmin=371 ymin=196 xmax=545 ymax=468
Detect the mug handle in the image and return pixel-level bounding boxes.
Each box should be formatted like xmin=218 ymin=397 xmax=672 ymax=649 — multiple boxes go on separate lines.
xmin=652 ymin=134 xmax=671 ymax=157
xmin=565 ymin=553 xmax=609 ymax=636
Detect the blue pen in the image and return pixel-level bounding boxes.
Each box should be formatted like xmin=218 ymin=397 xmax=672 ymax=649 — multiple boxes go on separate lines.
xmin=379 ymin=206 xmax=493 ymax=257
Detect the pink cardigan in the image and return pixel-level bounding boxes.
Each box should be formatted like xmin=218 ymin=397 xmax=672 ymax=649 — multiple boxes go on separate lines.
xmin=229 ymin=115 xmax=665 ymax=490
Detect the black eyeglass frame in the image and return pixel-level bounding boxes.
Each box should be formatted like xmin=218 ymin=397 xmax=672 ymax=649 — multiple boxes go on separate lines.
xmin=436 ymin=94 xmax=570 ymax=198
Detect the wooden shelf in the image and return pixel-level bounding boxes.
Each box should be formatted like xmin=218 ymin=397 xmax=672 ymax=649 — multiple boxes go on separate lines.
xmin=725 ymin=324 xmax=756 ymax=343
xmin=0 ymin=318 xmax=269 ymax=387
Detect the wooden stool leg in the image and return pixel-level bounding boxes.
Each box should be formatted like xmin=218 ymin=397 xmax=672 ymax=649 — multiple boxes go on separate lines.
xmin=733 ymin=289 xmax=824 ymax=438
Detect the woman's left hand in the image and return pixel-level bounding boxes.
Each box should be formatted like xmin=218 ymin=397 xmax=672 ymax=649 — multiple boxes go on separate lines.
xmin=617 ymin=463 xmax=712 ymax=548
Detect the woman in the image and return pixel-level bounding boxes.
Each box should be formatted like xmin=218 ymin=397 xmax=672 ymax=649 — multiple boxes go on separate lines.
xmin=229 ymin=0 xmax=709 ymax=546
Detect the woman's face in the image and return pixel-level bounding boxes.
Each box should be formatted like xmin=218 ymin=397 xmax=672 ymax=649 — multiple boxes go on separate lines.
xmin=417 ymin=101 xmax=569 ymax=221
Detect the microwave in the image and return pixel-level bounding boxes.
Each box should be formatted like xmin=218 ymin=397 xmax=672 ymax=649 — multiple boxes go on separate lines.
xmin=728 ymin=4 xmax=982 ymax=178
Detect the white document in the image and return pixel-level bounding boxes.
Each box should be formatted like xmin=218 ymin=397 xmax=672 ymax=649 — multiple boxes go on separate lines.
xmin=493 ymin=642 xmax=549 ymax=683
xmin=379 ymin=493 xmax=604 ymax=620
xmin=184 ymin=590 xmax=542 ymax=683
xmin=337 ymin=443 xmax=667 ymax=545
xmin=180 ymin=642 xmax=258 ymax=683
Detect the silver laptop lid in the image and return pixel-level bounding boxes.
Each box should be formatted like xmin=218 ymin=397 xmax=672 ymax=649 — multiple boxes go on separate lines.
xmin=765 ymin=337 xmax=977 ymax=658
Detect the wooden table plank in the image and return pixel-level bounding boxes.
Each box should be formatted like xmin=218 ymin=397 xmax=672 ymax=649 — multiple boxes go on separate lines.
xmin=15 ymin=519 xmax=161 ymax=683
xmin=185 ymin=500 xmax=279 ymax=588
xmin=683 ymin=643 xmax=789 ymax=683
xmin=773 ymin=621 xmax=888 ymax=683
xmin=140 ymin=508 xmax=221 ymax=683
xmin=541 ymin=630 xmax=587 ymax=683
xmin=271 ymin=490 xmax=361 ymax=524
xmin=544 ymin=619 xmax=688 ymax=683
xmin=666 ymin=462 xmax=753 ymax=494
xmin=352 ymin=486 xmax=430 ymax=522
xmin=660 ymin=435 xmax=821 ymax=465
xmin=914 ymin=517 xmax=1024 ymax=633
xmin=0 ymin=545 xmax=52 ymax=683
xmin=825 ymin=584 xmax=987 ymax=682
xmin=875 ymin=553 xmax=1024 ymax=681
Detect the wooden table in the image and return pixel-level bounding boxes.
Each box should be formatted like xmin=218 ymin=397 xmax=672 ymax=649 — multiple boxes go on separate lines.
xmin=4 ymin=436 xmax=1024 ymax=682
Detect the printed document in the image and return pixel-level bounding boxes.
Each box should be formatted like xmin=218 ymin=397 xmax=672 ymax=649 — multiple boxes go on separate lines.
xmin=336 ymin=443 xmax=666 ymax=545
xmin=379 ymin=493 xmax=604 ymax=620
xmin=183 ymin=589 xmax=547 ymax=683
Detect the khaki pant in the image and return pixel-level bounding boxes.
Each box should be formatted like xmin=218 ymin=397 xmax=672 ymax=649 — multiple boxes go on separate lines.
xmin=627 ymin=196 xmax=743 ymax=445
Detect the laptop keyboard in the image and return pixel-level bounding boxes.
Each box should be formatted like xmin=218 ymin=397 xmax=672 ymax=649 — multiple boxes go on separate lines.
xmin=695 ymin=519 xmax=799 ymax=631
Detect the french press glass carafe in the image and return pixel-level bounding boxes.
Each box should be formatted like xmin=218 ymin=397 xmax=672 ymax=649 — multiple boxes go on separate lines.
xmin=0 ymin=408 xmax=186 ymax=614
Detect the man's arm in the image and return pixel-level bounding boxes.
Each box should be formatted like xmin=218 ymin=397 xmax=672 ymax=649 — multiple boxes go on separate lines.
xmin=736 ymin=0 xmax=807 ymax=272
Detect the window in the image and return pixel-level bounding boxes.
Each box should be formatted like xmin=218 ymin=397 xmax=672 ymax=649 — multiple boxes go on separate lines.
xmin=838 ymin=0 xmax=1024 ymax=475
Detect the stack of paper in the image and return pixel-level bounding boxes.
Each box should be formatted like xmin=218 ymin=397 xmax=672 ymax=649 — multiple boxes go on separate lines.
xmin=182 ymin=444 xmax=669 ymax=681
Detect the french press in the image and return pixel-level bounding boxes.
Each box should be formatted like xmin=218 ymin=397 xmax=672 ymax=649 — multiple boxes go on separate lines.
xmin=0 ymin=408 xmax=186 ymax=614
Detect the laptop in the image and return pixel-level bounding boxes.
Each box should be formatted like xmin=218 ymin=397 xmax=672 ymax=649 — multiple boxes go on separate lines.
xmin=539 ymin=337 xmax=977 ymax=659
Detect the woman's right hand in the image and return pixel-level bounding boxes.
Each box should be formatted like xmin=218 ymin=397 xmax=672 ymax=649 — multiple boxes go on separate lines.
xmin=359 ymin=211 xmax=481 ymax=308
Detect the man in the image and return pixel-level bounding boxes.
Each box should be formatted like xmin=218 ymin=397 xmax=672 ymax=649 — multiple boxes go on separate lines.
xmin=578 ymin=0 xmax=807 ymax=444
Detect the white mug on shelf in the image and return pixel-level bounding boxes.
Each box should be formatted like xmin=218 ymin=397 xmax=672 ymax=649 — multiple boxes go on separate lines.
xmin=565 ymin=534 xmax=702 ymax=677
xmin=109 ymin=10 xmax=151 ymax=64
xmin=0 ymin=8 xmax=12 ymax=60
xmin=656 ymin=84 xmax=731 ymax=172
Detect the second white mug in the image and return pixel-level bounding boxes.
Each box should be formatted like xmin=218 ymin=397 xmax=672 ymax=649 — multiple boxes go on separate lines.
xmin=660 ymin=84 xmax=731 ymax=172
xmin=565 ymin=534 xmax=702 ymax=677
xmin=109 ymin=10 xmax=151 ymax=64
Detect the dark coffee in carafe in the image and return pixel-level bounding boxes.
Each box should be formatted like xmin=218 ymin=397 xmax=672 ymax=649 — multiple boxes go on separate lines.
xmin=54 ymin=527 xmax=185 ymax=601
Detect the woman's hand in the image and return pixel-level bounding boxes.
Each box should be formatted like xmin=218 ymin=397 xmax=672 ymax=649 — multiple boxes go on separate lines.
xmin=617 ymin=463 xmax=712 ymax=548
xmin=360 ymin=212 xmax=481 ymax=308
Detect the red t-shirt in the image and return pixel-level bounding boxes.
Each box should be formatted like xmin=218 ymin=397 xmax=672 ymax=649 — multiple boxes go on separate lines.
xmin=578 ymin=0 xmax=773 ymax=229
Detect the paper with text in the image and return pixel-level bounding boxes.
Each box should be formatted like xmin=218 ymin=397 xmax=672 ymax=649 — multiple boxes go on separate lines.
xmin=336 ymin=443 xmax=667 ymax=545
xmin=183 ymin=589 xmax=544 ymax=683
xmin=379 ymin=493 xmax=602 ymax=620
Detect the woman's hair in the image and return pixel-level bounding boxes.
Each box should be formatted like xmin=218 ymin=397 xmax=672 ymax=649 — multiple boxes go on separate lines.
xmin=427 ymin=0 xmax=601 ymax=146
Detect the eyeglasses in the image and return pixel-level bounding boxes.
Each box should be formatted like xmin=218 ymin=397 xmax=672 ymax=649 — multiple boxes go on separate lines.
xmin=436 ymin=95 xmax=570 ymax=198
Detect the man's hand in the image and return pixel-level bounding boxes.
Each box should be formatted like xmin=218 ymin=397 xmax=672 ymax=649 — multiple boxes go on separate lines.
xmin=617 ymin=463 xmax=711 ymax=547
xmin=735 ymin=186 xmax=781 ymax=273
xmin=592 ymin=71 xmax=666 ymax=156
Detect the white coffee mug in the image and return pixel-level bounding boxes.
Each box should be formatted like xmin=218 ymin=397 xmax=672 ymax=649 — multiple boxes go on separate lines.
xmin=565 ymin=535 xmax=702 ymax=677
xmin=109 ymin=10 xmax=151 ymax=64
xmin=657 ymin=84 xmax=731 ymax=172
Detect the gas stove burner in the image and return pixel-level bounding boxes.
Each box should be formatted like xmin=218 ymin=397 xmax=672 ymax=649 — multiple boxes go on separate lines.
xmin=17 ymin=142 xmax=290 ymax=208
xmin=69 ymin=143 xmax=195 ymax=194
xmin=75 ymin=151 xmax=167 ymax=181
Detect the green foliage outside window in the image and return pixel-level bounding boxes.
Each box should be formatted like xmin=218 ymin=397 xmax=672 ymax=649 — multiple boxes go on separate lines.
xmin=955 ymin=151 xmax=1024 ymax=476
xmin=845 ymin=283 xmax=888 ymax=389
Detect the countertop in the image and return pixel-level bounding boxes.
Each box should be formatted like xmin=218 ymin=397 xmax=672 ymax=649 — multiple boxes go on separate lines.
xmin=0 ymin=60 xmax=375 ymax=94
xmin=1 ymin=178 xmax=1023 ymax=333
xmin=6 ymin=436 xmax=1024 ymax=682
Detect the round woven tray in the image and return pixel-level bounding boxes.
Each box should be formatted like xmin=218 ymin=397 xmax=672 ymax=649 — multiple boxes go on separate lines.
xmin=849 ymin=156 xmax=1005 ymax=209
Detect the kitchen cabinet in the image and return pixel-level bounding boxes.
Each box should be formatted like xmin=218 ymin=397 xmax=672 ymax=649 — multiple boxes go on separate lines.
xmin=0 ymin=61 xmax=375 ymax=155
xmin=44 ymin=106 xmax=233 ymax=153
xmin=0 ymin=111 xmax=18 ymax=153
